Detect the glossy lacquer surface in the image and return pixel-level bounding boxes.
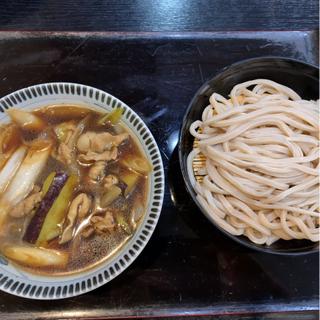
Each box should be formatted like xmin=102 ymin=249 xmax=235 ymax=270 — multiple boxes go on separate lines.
xmin=0 ymin=0 xmax=318 ymax=31
xmin=0 ymin=31 xmax=318 ymax=319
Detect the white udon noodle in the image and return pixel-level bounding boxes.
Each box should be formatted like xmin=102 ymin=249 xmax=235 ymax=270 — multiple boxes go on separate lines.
xmin=187 ymin=79 xmax=320 ymax=245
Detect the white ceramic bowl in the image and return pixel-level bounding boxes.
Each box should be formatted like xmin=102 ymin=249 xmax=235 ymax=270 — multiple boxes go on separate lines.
xmin=0 ymin=83 xmax=165 ymax=299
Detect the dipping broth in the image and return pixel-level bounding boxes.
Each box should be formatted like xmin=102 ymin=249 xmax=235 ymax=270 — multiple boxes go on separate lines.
xmin=0 ymin=105 xmax=151 ymax=275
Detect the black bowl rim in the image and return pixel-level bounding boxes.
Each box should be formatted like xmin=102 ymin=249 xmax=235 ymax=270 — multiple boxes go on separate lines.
xmin=178 ymin=56 xmax=319 ymax=256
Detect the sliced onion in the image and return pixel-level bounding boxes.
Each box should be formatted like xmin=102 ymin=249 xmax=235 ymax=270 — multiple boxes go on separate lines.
xmin=0 ymin=146 xmax=27 ymax=193
xmin=0 ymin=143 xmax=51 ymax=228
xmin=6 ymin=109 xmax=46 ymax=132
xmin=2 ymin=245 xmax=68 ymax=267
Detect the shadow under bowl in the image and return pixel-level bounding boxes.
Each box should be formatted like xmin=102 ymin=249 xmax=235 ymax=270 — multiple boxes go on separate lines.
xmin=179 ymin=56 xmax=319 ymax=255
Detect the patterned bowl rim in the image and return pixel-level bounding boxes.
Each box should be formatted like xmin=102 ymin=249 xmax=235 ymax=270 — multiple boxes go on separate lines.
xmin=0 ymin=82 xmax=165 ymax=299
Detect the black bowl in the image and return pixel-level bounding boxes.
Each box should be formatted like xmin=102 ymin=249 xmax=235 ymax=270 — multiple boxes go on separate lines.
xmin=179 ymin=57 xmax=319 ymax=255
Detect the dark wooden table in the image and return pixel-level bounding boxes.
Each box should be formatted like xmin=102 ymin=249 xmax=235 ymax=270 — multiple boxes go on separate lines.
xmin=0 ymin=1 xmax=319 ymax=320
xmin=0 ymin=0 xmax=319 ymax=32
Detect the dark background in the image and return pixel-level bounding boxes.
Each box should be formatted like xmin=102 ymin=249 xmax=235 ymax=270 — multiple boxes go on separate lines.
xmin=0 ymin=0 xmax=319 ymax=32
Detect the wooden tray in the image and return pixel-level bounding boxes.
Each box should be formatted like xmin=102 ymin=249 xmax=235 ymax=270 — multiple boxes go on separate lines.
xmin=0 ymin=30 xmax=318 ymax=319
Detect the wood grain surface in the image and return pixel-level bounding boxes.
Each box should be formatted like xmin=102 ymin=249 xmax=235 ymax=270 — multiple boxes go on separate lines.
xmin=0 ymin=0 xmax=319 ymax=31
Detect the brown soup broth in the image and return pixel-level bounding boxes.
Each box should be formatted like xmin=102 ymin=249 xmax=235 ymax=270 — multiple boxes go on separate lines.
xmin=0 ymin=105 xmax=150 ymax=276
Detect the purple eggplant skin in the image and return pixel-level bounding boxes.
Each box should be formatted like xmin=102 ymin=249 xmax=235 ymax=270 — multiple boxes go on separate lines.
xmin=23 ymin=172 xmax=68 ymax=244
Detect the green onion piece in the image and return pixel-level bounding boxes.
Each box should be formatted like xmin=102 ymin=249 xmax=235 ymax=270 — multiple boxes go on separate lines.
xmin=98 ymin=108 xmax=124 ymax=125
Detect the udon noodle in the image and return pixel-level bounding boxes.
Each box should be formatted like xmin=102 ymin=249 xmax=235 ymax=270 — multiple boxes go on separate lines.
xmin=187 ymin=79 xmax=319 ymax=245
